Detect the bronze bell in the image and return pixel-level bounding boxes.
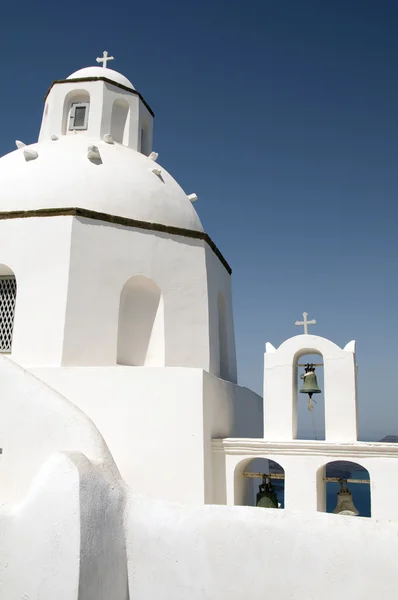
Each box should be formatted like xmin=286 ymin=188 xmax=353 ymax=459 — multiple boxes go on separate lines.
xmin=256 ymin=477 xmax=279 ymax=509
xmin=300 ymin=363 xmax=322 ymax=398
xmin=333 ymin=481 xmax=359 ymax=516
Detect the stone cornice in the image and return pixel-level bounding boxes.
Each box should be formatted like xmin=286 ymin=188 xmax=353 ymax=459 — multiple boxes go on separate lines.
xmin=0 ymin=207 xmax=231 ymax=274
xmin=44 ymin=77 xmax=154 ymax=117
xmin=212 ymin=438 xmax=398 ymax=459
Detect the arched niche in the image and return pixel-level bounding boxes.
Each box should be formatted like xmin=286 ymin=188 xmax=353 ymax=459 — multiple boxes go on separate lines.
xmin=234 ymin=457 xmax=285 ymax=508
xmin=62 ymin=89 xmax=90 ymax=135
xmin=217 ymin=292 xmax=229 ymax=380
xmin=117 ymin=275 xmax=164 ymax=366
xmin=317 ymin=460 xmax=371 ymax=517
xmin=0 ymin=264 xmax=17 ymax=353
xmin=295 ymin=352 xmax=325 ymax=441
xmin=110 ymin=98 xmax=130 ymax=144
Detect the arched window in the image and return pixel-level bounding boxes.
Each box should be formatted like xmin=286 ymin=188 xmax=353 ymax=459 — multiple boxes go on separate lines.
xmin=234 ymin=457 xmax=285 ymax=508
xmin=0 ymin=264 xmax=17 ymax=353
xmin=218 ymin=292 xmax=229 ymax=380
xmin=117 ymin=276 xmax=164 ymax=366
xmin=295 ymin=351 xmax=325 ymax=440
xmin=110 ymin=99 xmax=130 ymax=144
xmin=317 ymin=460 xmax=371 ymax=517
xmin=62 ymin=90 xmax=90 ymax=134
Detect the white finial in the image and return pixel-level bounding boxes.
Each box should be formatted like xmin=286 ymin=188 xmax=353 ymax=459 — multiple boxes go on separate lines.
xmin=103 ymin=133 xmax=114 ymax=144
xmin=187 ymin=193 xmax=198 ymax=203
xmin=15 ymin=140 xmax=26 ymax=149
xmin=148 ymin=151 xmax=158 ymax=161
xmin=295 ymin=312 xmax=316 ymax=334
xmin=23 ymin=149 xmax=38 ymax=162
xmin=87 ymin=145 xmax=101 ymax=161
xmin=96 ymin=50 xmax=114 ymax=69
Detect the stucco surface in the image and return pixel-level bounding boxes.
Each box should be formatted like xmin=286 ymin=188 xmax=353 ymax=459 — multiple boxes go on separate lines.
xmin=0 ymin=452 xmax=127 ymax=600
xmin=0 ymin=135 xmax=203 ymax=231
xmin=126 ymin=494 xmax=398 ymax=600
xmin=0 ymin=355 xmax=118 ymax=504
xmin=67 ymin=66 xmax=135 ymax=89
xmin=30 ymin=366 xmax=262 ymax=504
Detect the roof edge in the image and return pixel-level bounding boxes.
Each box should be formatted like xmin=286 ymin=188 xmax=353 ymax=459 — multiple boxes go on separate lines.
xmin=0 ymin=207 xmax=231 ymax=274
xmin=44 ymin=77 xmax=155 ymax=117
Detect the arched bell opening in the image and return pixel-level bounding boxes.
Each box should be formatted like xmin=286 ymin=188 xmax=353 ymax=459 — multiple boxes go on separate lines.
xmin=234 ymin=457 xmax=285 ymax=509
xmin=317 ymin=461 xmax=371 ymax=517
xmin=294 ymin=350 xmax=325 ymax=440
xmin=0 ymin=264 xmax=17 ymax=354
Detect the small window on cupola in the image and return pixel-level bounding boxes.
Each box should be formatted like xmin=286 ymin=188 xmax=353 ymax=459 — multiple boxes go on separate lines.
xmin=69 ymin=102 xmax=89 ymax=131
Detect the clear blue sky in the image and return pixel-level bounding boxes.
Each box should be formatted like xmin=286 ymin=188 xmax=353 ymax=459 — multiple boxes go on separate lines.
xmin=1 ymin=0 xmax=397 ymax=440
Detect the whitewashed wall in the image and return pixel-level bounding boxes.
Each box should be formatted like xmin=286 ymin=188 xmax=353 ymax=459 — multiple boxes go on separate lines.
xmin=0 ymin=354 xmax=117 ymax=504
xmin=212 ymin=438 xmax=398 ymax=520
xmin=126 ymin=493 xmax=398 ymax=600
xmin=31 ymin=366 xmax=262 ymax=504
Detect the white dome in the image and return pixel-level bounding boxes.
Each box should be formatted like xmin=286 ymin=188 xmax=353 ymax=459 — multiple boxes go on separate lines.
xmin=0 ymin=136 xmax=203 ymax=232
xmin=67 ymin=66 xmax=135 ymax=90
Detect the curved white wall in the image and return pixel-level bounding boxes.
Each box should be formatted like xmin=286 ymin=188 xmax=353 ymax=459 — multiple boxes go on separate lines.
xmin=0 ymin=355 xmax=117 ymax=504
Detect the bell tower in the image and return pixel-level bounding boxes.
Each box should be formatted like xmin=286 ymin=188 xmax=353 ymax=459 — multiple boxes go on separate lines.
xmin=263 ymin=314 xmax=358 ymax=442
xmin=38 ymin=51 xmax=154 ymax=154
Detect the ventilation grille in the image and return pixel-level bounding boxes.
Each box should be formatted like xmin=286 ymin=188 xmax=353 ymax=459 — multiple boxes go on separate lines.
xmin=0 ymin=277 xmax=17 ymax=353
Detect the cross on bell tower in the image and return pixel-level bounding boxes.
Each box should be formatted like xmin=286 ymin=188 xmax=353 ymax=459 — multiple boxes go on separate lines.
xmin=96 ymin=50 xmax=114 ymax=68
xmin=295 ymin=312 xmax=316 ymax=334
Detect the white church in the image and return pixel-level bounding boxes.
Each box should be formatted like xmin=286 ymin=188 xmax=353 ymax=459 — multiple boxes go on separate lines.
xmin=1 ymin=53 xmax=398 ymax=599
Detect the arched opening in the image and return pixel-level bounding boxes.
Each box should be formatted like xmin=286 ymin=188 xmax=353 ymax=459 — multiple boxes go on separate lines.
xmin=318 ymin=461 xmax=371 ymax=517
xmin=0 ymin=264 xmax=17 ymax=354
xmin=62 ymin=89 xmax=90 ymax=134
xmin=295 ymin=351 xmax=325 ymax=440
xmin=110 ymin=99 xmax=130 ymax=144
xmin=117 ymin=275 xmax=164 ymax=366
xmin=218 ymin=292 xmax=229 ymax=380
xmin=234 ymin=458 xmax=285 ymax=508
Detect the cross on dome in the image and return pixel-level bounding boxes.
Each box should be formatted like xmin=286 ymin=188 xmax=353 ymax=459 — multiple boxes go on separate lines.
xmin=96 ymin=50 xmax=114 ymax=68
xmin=295 ymin=312 xmax=316 ymax=334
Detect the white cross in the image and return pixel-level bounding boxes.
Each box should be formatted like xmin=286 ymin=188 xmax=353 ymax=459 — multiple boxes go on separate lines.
xmin=96 ymin=51 xmax=114 ymax=69
xmin=295 ymin=312 xmax=316 ymax=334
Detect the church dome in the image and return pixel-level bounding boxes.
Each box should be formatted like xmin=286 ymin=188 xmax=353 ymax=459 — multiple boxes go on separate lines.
xmin=67 ymin=66 xmax=135 ymax=90
xmin=0 ymin=136 xmax=203 ymax=232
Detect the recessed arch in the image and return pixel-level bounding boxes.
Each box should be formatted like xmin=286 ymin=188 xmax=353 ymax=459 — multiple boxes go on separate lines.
xmin=317 ymin=460 xmax=371 ymax=517
xmin=0 ymin=264 xmax=17 ymax=353
xmin=110 ymin=98 xmax=130 ymax=144
xmin=117 ymin=275 xmax=164 ymax=366
xmin=233 ymin=457 xmax=285 ymax=508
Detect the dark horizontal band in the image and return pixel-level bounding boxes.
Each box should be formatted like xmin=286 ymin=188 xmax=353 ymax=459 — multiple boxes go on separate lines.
xmin=44 ymin=77 xmax=154 ymax=117
xmin=0 ymin=207 xmax=231 ymax=274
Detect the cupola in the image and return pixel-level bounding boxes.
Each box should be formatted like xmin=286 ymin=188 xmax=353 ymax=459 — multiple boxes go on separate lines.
xmin=38 ymin=51 xmax=154 ymax=154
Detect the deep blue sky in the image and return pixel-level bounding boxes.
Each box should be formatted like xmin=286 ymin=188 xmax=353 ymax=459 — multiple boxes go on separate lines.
xmin=1 ymin=1 xmax=397 ymax=440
